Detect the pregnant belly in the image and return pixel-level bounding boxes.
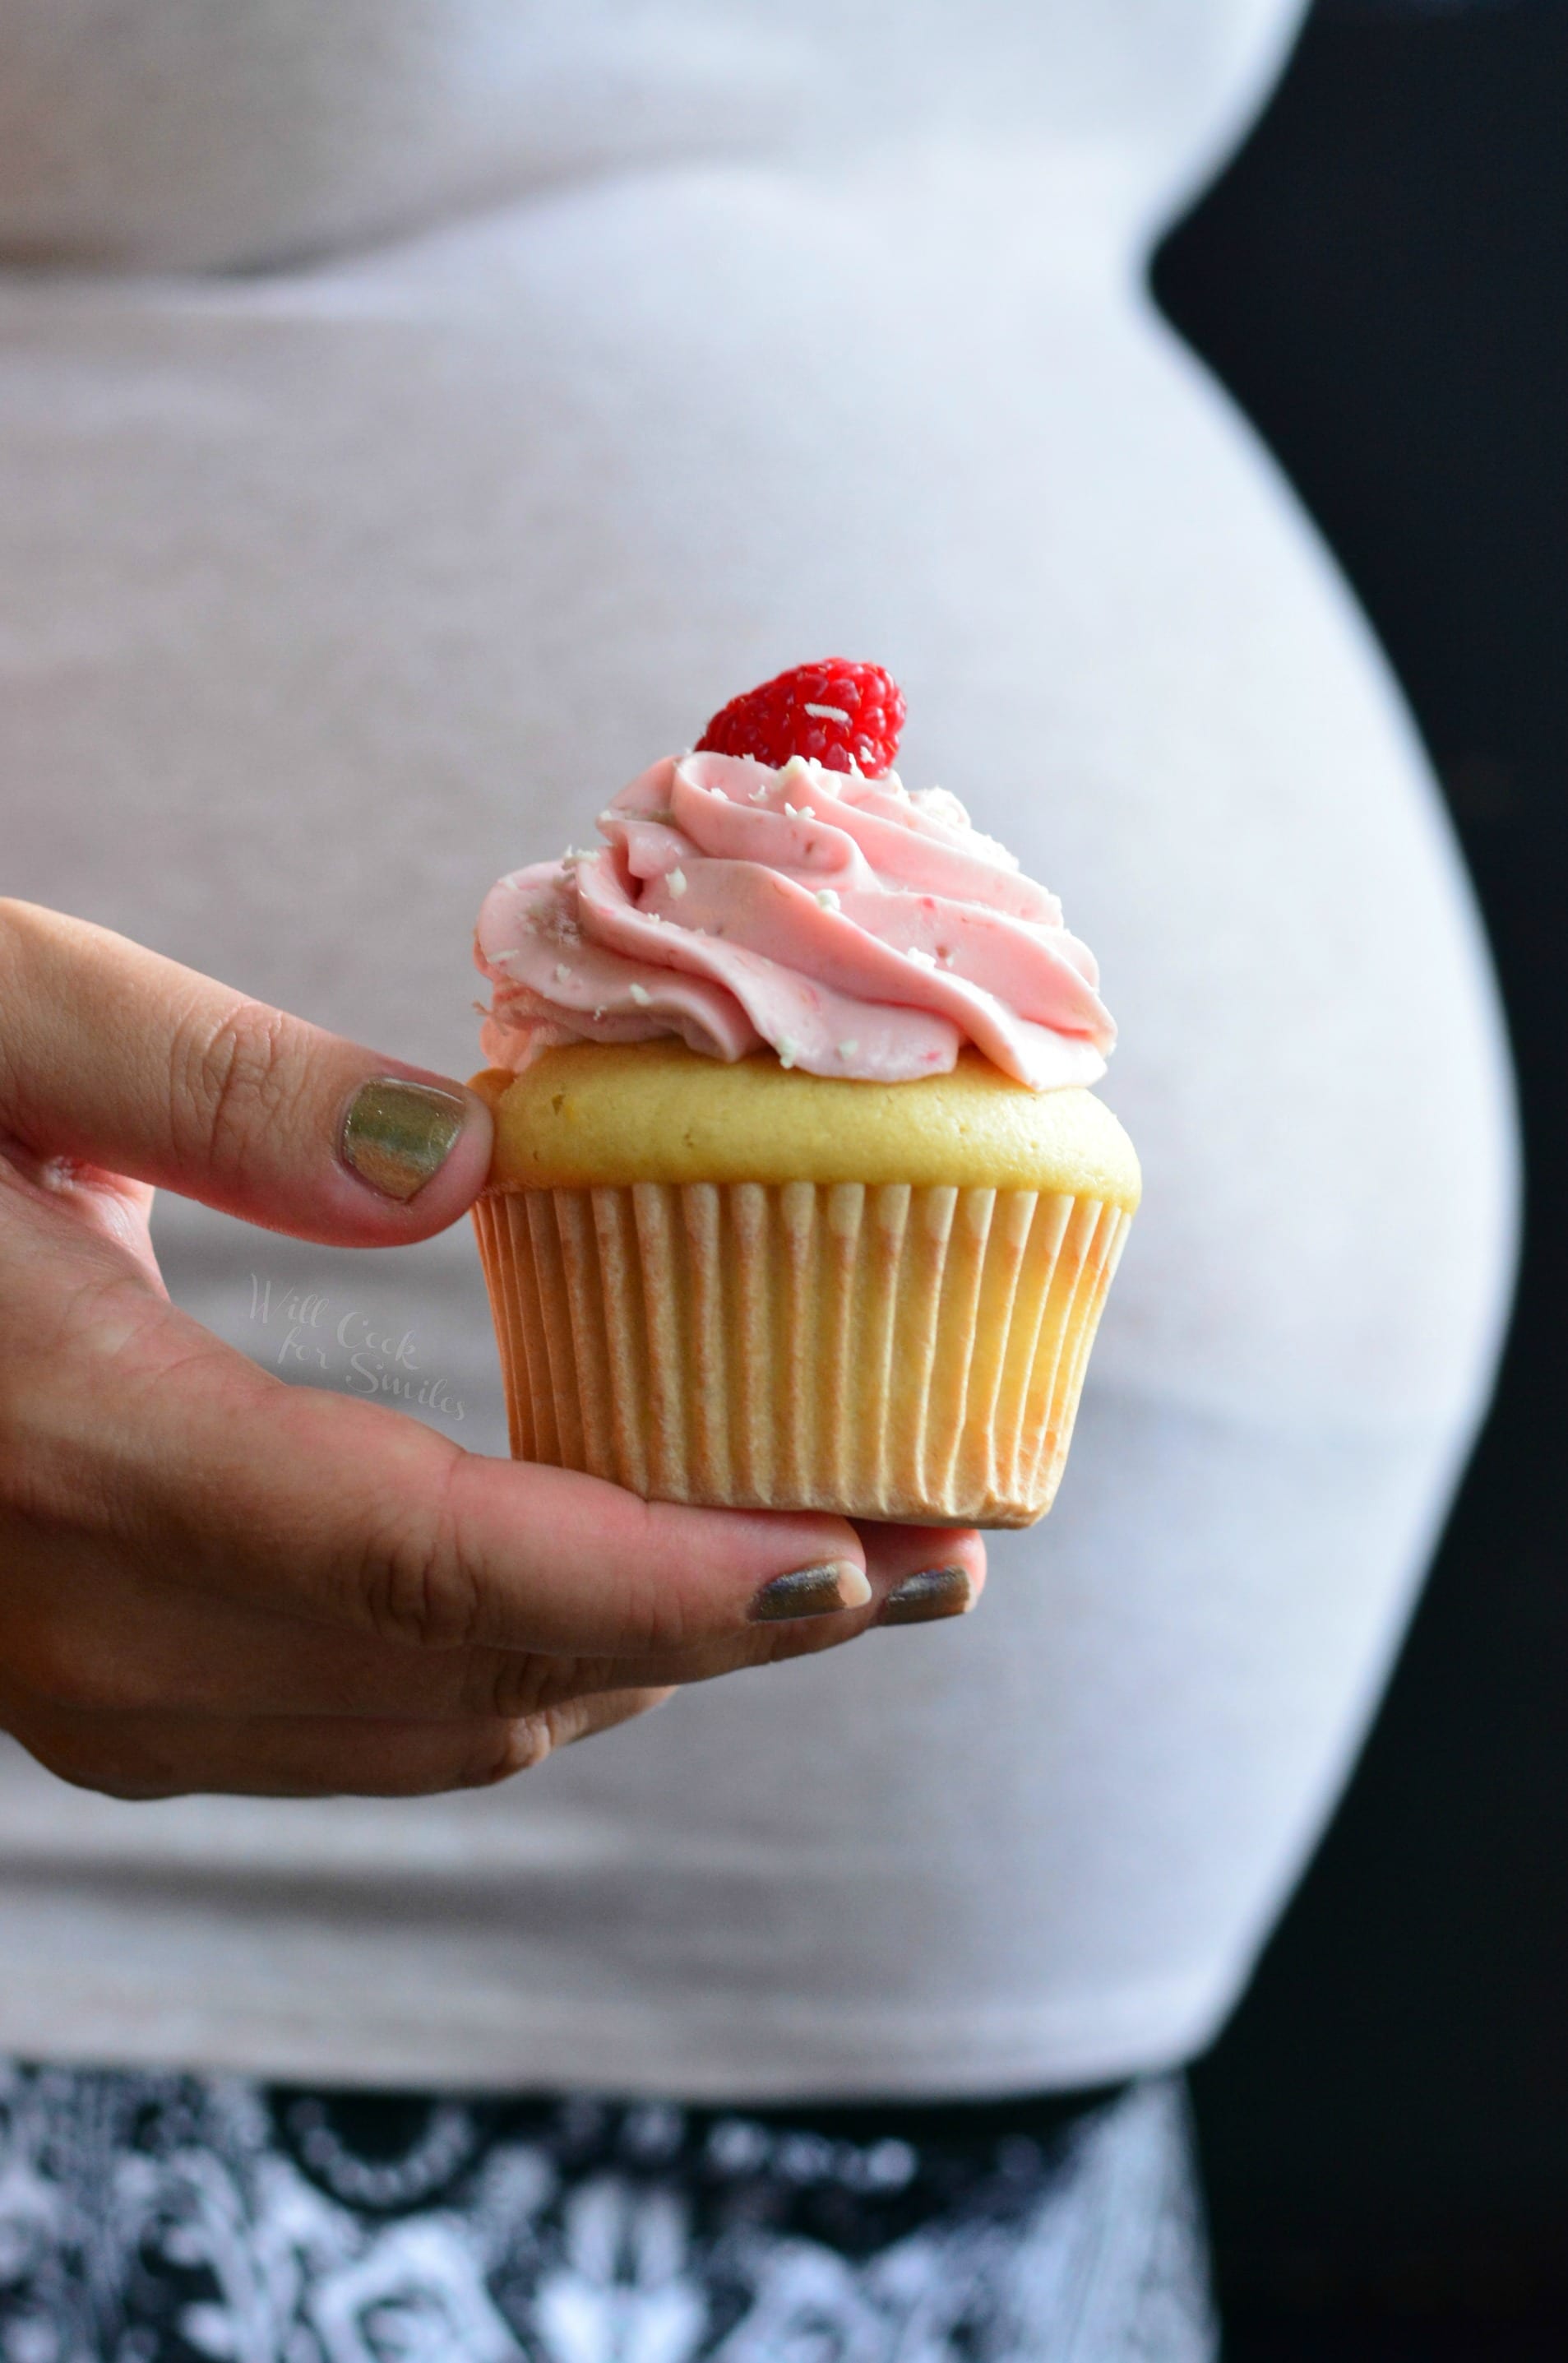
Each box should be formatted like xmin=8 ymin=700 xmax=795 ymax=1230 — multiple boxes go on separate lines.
xmin=0 ymin=155 xmax=1517 ymax=2092
xmin=1 ymin=155 xmax=1514 ymax=1442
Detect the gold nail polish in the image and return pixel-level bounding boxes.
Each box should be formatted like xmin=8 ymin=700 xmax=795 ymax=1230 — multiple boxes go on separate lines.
xmin=877 ymin=1566 xmax=973 ymax=1626
xmin=340 ymin=1077 xmax=467 ymax=1202
xmin=748 ymin=1562 xmax=872 ymax=1623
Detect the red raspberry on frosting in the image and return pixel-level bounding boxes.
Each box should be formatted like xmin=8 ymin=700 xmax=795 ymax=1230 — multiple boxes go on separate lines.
xmin=695 ymin=660 xmax=906 ymax=777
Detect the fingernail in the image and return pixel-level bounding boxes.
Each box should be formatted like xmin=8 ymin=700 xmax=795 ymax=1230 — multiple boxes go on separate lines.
xmin=877 ymin=1566 xmax=973 ymax=1627
xmin=747 ymin=1561 xmax=873 ymax=1623
xmin=340 ymin=1077 xmax=468 ymax=1202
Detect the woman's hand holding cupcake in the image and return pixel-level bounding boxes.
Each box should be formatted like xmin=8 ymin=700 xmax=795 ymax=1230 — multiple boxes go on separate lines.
xmin=0 ymin=897 xmax=984 ymax=1803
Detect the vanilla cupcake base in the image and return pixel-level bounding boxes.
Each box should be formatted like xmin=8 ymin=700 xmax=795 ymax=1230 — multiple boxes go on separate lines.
xmin=472 ymin=1174 xmax=1130 ymax=1527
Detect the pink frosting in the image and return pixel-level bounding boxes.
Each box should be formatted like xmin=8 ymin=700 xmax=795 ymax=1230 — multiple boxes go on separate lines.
xmin=474 ymin=752 xmax=1113 ymax=1090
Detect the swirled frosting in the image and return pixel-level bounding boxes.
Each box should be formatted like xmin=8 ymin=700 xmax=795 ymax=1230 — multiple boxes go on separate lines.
xmin=475 ymin=752 xmax=1113 ymax=1090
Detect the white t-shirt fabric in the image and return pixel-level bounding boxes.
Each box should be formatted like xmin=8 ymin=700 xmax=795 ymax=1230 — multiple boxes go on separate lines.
xmin=0 ymin=0 xmax=1517 ymax=2097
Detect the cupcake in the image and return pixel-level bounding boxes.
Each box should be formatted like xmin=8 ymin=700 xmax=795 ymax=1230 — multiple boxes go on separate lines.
xmin=469 ymin=662 xmax=1138 ymax=1527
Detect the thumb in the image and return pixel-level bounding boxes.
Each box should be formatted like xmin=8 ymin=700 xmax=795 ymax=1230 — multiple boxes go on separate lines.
xmin=0 ymin=898 xmax=492 ymax=1246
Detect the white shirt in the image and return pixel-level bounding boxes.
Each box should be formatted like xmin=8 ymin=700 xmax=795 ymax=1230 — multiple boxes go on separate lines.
xmin=0 ymin=0 xmax=1517 ymax=2094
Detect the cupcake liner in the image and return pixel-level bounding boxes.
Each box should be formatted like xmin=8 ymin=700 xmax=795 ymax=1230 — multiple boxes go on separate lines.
xmin=473 ymin=1180 xmax=1129 ymax=1527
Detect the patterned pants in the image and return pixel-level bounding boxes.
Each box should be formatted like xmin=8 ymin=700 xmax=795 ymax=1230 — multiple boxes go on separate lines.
xmin=0 ymin=2063 xmax=1215 ymax=2361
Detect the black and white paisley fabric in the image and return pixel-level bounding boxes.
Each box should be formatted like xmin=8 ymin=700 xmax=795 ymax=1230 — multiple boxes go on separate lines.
xmin=0 ymin=2067 xmax=1214 ymax=2362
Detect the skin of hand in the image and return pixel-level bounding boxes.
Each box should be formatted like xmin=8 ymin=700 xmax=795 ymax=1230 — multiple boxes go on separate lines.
xmin=0 ymin=900 xmax=985 ymax=1802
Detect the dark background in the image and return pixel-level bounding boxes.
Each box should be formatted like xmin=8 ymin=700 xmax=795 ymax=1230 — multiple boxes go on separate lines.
xmin=1151 ymin=0 xmax=1567 ymax=2355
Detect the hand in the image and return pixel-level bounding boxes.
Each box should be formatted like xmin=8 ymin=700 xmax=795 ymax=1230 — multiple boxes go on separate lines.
xmin=0 ymin=901 xmax=984 ymax=1801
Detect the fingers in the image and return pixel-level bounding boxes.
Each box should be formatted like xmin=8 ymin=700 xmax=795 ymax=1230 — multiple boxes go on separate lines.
xmin=0 ymin=898 xmax=491 ymax=1244
xmin=13 ymin=1689 xmax=671 ymax=1803
xmin=858 ymin=1521 xmax=988 ymax=1626
xmin=6 ymin=1509 xmax=985 ymax=1734
xmin=558 ymin=1525 xmax=990 ymax=1689
xmin=12 ymin=1260 xmax=974 ymax=1752
xmin=53 ymin=1314 xmax=875 ymax=1657
xmin=0 ymin=1540 xmax=865 ymax=1726
xmin=2 ymin=1528 xmax=984 ymax=1730
xmin=2 ymin=1531 xmax=982 ymax=1739
xmin=16 ymin=1290 xmax=874 ymax=1655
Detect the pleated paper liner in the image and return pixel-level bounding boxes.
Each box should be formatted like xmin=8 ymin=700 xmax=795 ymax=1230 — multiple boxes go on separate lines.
xmin=474 ymin=1179 xmax=1128 ymax=1527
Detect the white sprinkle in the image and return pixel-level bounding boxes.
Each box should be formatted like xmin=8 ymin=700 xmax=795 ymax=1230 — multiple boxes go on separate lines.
xmin=814 ymin=887 xmax=841 ymax=911
xmin=668 ymin=868 xmax=687 ymax=896
xmin=906 ymin=948 xmax=937 ymax=970
xmin=593 ymin=1006 xmax=606 ymax=1021
xmin=629 ymin=984 xmax=651 ymax=1007
xmin=645 ymin=910 xmax=662 ymax=923
xmin=838 ymin=1039 xmax=859 ymax=1058
xmin=804 ymin=703 xmax=850 ymax=723
xmin=554 ymin=963 xmax=571 ymax=983
xmin=777 ymin=1035 xmax=798 ymax=1069
xmin=939 ymin=949 xmax=957 ymax=968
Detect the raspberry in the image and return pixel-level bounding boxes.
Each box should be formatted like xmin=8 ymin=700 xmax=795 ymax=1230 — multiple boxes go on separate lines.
xmin=696 ymin=660 xmax=906 ymax=777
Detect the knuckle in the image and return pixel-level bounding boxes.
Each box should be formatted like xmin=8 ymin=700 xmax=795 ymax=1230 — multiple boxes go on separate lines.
xmin=557 ymin=1689 xmax=663 ymax=1749
xmin=474 ymin=1652 xmax=557 ymax=1721
xmin=360 ymin=1538 xmax=482 ymax=1652
xmin=457 ymin=1718 xmax=549 ymax=1787
xmin=11 ymin=1624 xmax=157 ymax=1718
xmin=172 ymin=994 xmax=297 ymax=1180
xmin=354 ymin=1459 xmax=484 ymax=1653
xmin=21 ymin=1718 xmax=173 ymax=1803
xmin=626 ymin=1591 xmax=691 ymax=1659
xmin=30 ymin=1659 xmax=136 ymax=1718
xmin=606 ymin=1503 xmax=698 ymax=1656
xmin=537 ymin=1699 xmax=594 ymax=1755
